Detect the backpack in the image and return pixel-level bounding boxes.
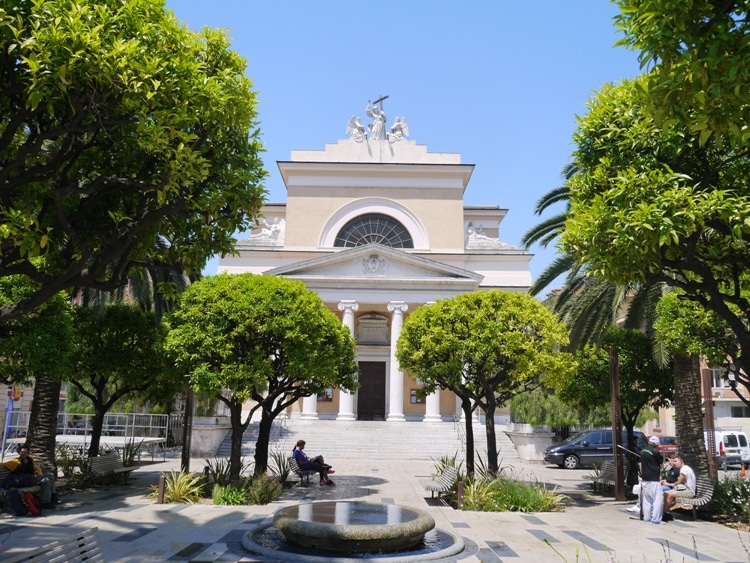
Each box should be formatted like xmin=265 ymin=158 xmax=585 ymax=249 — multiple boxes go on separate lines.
xmin=23 ymin=491 xmax=41 ymax=516
xmin=5 ymin=490 xmax=29 ymax=516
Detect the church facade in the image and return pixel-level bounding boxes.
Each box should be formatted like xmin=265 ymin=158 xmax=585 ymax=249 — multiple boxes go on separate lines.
xmin=218 ymin=100 xmax=533 ymax=423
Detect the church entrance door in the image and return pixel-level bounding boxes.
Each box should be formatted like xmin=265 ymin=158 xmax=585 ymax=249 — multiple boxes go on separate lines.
xmin=357 ymin=361 xmax=386 ymax=420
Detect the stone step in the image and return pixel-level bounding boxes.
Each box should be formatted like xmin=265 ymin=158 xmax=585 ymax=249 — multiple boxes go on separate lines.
xmin=214 ymin=418 xmax=520 ymax=467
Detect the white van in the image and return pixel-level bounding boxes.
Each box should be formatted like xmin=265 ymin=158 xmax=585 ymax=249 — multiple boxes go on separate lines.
xmin=705 ymin=430 xmax=750 ymax=469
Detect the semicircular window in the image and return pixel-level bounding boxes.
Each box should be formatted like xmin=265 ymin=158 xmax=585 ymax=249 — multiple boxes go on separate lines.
xmin=334 ymin=213 xmax=414 ymax=248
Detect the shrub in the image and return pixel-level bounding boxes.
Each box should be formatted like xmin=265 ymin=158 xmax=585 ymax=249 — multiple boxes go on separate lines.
xmin=463 ymin=476 xmax=569 ymax=512
xmin=147 ymin=470 xmax=205 ymax=504
xmin=714 ymin=475 xmax=750 ymax=521
xmin=213 ymin=483 xmax=249 ymax=505
xmin=246 ymin=474 xmax=283 ymax=505
xmin=204 ymin=457 xmax=253 ymax=487
xmin=269 ymin=450 xmax=291 ymax=484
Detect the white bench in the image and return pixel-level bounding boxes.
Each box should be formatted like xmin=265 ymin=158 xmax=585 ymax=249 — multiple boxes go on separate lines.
xmin=677 ymin=476 xmax=715 ymax=521
xmin=420 ymin=466 xmax=458 ymax=498
xmin=0 ymin=466 xmax=41 ymax=512
xmin=90 ymin=452 xmax=139 ymax=484
xmin=289 ymin=457 xmax=318 ymax=484
xmin=5 ymin=527 xmax=103 ymax=562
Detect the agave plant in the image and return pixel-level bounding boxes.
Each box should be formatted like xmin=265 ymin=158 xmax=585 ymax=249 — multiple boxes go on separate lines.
xmin=147 ymin=470 xmax=205 ymax=504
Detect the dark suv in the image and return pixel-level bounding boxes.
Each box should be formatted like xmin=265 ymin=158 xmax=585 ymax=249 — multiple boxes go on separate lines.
xmin=544 ymin=429 xmax=647 ymax=469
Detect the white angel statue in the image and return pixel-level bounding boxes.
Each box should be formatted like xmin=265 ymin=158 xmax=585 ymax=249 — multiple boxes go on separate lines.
xmin=388 ymin=116 xmax=409 ymax=143
xmin=346 ymin=116 xmax=366 ymax=143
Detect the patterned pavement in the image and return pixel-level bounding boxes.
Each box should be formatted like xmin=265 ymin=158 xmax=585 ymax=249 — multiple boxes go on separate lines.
xmin=0 ymin=458 xmax=748 ymax=562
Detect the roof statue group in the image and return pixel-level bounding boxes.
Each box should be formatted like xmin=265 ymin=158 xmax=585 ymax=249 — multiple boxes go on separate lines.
xmin=347 ymin=95 xmax=409 ymax=144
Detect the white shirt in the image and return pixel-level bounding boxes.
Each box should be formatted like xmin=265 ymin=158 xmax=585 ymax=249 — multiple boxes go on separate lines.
xmin=680 ymin=465 xmax=696 ymax=493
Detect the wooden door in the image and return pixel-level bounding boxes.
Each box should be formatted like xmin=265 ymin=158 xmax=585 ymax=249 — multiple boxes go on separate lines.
xmin=357 ymin=361 xmax=386 ymax=420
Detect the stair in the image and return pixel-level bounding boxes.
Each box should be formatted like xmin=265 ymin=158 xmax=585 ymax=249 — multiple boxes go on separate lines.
xmin=214 ymin=417 xmax=520 ymax=466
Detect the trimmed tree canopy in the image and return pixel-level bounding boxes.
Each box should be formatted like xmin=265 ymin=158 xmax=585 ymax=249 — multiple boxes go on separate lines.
xmin=0 ymin=0 xmax=266 ymax=320
xmin=397 ymin=290 xmax=572 ymax=474
xmin=166 ymin=273 xmax=358 ymax=476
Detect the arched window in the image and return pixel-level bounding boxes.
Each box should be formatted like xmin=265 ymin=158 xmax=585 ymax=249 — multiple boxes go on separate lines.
xmin=334 ymin=213 xmax=414 ymax=248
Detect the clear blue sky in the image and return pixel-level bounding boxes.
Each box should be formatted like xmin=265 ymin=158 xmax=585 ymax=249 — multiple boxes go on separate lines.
xmin=166 ymin=1 xmax=642 ymax=290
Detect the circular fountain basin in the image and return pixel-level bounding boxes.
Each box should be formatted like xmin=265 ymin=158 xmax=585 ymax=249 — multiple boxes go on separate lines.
xmin=272 ymin=501 xmax=435 ymax=553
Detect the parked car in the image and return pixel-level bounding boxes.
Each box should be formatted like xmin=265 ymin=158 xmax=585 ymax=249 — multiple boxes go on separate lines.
xmin=705 ymin=430 xmax=750 ymax=469
xmin=544 ymin=429 xmax=647 ymax=469
xmin=656 ymin=436 xmax=678 ymax=457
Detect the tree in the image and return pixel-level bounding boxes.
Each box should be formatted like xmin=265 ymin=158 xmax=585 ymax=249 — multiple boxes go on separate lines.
xmin=71 ymin=304 xmax=170 ymax=457
xmin=655 ymin=292 xmax=734 ymax=476
xmin=614 ymin=0 xmax=750 ymax=147
xmin=555 ymin=327 xmax=673 ymax=481
xmin=0 ymin=277 xmax=73 ymax=470
xmin=166 ymin=274 xmax=358 ymax=479
xmin=0 ymin=0 xmax=266 ymax=321
xmin=396 ymin=290 xmax=573 ymax=475
xmin=562 ymin=76 xmax=750 ymax=403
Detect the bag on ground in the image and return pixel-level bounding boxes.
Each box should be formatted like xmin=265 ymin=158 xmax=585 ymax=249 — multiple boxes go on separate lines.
xmin=23 ymin=491 xmax=41 ymax=516
xmin=5 ymin=489 xmax=29 ymax=516
xmin=2 ymin=473 xmax=34 ymax=489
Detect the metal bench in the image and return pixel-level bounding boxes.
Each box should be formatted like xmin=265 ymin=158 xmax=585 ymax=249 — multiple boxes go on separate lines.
xmin=90 ymin=452 xmax=139 ymax=484
xmin=419 ymin=465 xmax=458 ymax=498
xmin=583 ymin=460 xmax=630 ymax=492
xmin=5 ymin=527 xmax=103 ymax=562
xmin=0 ymin=467 xmax=41 ymax=512
xmin=288 ymin=457 xmax=318 ymax=484
xmin=676 ymin=476 xmax=715 ymax=521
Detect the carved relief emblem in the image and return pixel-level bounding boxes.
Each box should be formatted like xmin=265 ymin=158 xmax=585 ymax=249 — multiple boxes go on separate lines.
xmin=363 ymin=254 xmax=386 ymax=274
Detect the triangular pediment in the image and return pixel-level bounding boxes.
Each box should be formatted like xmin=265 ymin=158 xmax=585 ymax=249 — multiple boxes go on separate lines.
xmin=265 ymin=244 xmax=482 ymax=284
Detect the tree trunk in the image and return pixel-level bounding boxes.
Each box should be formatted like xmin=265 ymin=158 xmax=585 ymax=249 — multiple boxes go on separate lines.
xmin=623 ymin=422 xmax=639 ymax=487
xmin=674 ymin=353 xmax=709 ymax=477
xmin=484 ymin=399 xmax=498 ymax=475
xmin=254 ymin=409 xmax=273 ymax=476
xmin=229 ymin=401 xmax=245 ymax=481
xmin=87 ymin=408 xmax=106 ymax=458
xmin=460 ymin=397 xmax=475 ymax=476
xmin=26 ymin=373 xmax=60 ymax=474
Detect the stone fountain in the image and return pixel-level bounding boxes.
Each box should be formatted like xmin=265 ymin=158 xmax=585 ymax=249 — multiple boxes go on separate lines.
xmin=242 ymin=500 xmax=464 ymax=562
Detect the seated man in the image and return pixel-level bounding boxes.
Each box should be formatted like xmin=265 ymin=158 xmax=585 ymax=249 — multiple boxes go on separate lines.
xmin=292 ymin=439 xmax=335 ymax=486
xmin=663 ymin=455 xmax=696 ymax=515
xmin=1 ymin=443 xmax=59 ymax=507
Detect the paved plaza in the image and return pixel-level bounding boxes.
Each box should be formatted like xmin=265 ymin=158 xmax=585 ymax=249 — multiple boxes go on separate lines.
xmin=1 ymin=457 xmax=749 ymax=562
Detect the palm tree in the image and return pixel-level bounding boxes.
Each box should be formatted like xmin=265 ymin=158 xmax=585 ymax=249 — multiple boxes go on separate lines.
xmin=521 ymin=162 xmax=577 ymax=297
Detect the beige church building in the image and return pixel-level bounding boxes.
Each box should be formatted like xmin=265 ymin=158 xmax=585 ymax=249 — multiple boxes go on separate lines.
xmin=218 ymin=99 xmax=533 ymax=423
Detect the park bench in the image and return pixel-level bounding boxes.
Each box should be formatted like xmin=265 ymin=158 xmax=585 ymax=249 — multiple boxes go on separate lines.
xmin=90 ymin=452 xmax=139 ymax=484
xmin=583 ymin=460 xmax=631 ymax=492
xmin=419 ymin=465 xmax=459 ymax=499
xmin=0 ymin=466 xmax=41 ymax=512
xmin=5 ymin=527 xmax=103 ymax=562
xmin=676 ymin=476 xmax=715 ymax=521
xmin=289 ymin=457 xmax=318 ymax=484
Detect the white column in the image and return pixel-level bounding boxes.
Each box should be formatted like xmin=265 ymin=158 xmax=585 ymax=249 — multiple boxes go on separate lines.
xmin=387 ymin=301 xmax=408 ymax=422
xmin=337 ymin=300 xmax=358 ymax=421
xmin=301 ymin=394 xmax=318 ymax=420
xmin=424 ymin=391 xmax=442 ymax=422
xmin=423 ymin=300 xmax=442 ymax=422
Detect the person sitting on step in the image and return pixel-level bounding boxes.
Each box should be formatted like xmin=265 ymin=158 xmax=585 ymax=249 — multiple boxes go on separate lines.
xmin=292 ymin=439 xmax=335 ymax=486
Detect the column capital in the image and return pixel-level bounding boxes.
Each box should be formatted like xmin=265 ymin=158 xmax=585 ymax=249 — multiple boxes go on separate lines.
xmin=337 ymin=300 xmax=359 ymax=312
xmin=387 ymin=301 xmax=408 ymax=314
